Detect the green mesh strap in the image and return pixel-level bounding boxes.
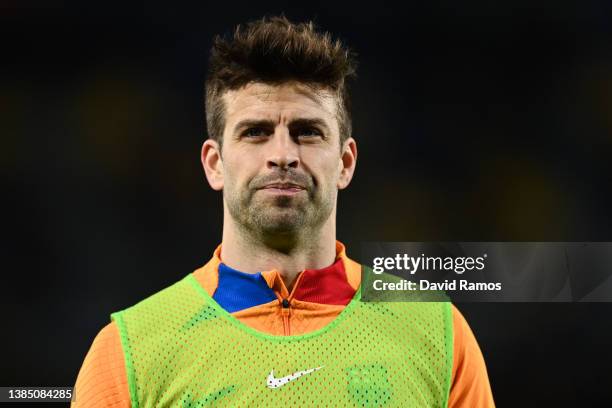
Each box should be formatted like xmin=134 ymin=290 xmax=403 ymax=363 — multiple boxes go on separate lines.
xmin=443 ymin=301 xmax=453 ymax=407
xmin=110 ymin=311 xmax=139 ymax=408
xmin=112 ymin=274 xmax=453 ymax=407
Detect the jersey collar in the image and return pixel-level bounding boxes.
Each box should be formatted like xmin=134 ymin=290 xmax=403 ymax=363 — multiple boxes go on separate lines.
xmin=192 ymin=241 xmax=361 ymax=313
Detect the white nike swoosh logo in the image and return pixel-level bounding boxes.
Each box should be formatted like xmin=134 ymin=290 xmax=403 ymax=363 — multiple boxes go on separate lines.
xmin=266 ymin=366 xmax=324 ymax=389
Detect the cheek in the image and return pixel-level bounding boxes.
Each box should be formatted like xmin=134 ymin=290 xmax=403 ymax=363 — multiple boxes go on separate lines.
xmin=309 ymin=154 xmax=342 ymax=185
xmin=227 ymin=161 xmax=266 ymax=196
xmin=224 ymin=151 xmax=253 ymax=179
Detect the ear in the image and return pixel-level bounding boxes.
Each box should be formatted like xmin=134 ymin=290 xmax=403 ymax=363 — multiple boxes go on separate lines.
xmin=337 ymin=137 xmax=357 ymax=190
xmin=201 ymin=139 xmax=224 ymax=191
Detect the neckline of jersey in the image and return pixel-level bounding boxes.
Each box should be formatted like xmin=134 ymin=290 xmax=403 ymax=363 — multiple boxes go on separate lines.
xmin=186 ymin=273 xmax=363 ymax=343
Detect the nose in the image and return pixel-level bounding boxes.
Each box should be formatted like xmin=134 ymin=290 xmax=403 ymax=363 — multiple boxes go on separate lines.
xmin=266 ymin=127 xmax=299 ymax=170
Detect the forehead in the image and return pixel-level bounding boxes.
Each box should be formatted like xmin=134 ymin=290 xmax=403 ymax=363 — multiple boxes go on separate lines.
xmin=222 ymin=82 xmax=339 ymax=126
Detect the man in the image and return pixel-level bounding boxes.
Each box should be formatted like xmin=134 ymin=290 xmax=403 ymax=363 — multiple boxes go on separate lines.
xmin=73 ymin=16 xmax=495 ymax=407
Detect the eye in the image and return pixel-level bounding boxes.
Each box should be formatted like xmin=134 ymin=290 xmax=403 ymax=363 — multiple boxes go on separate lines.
xmin=294 ymin=127 xmax=323 ymax=138
xmin=242 ymin=127 xmax=270 ymax=138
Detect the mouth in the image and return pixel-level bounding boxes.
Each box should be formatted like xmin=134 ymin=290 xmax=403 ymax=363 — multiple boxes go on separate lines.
xmin=258 ymin=182 xmax=306 ymax=196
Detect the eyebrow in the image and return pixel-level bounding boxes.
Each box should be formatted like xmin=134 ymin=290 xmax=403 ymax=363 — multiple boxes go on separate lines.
xmin=233 ymin=118 xmax=331 ymax=135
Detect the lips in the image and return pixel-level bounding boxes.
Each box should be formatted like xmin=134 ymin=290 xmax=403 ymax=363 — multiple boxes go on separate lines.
xmin=261 ymin=183 xmax=305 ymax=191
xmin=256 ymin=181 xmax=307 ymax=196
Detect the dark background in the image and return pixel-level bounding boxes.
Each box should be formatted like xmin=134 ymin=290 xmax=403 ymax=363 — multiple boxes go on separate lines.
xmin=2 ymin=1 xmax=611 ymax=406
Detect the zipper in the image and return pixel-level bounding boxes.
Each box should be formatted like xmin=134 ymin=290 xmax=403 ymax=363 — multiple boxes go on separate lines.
xmin=281 ymin=297 xmax=291 ymax=335
xmin=277 ymin=272 xmax=305 ymax=336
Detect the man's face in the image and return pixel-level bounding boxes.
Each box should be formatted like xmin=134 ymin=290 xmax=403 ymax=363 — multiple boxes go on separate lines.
xmin=206 ymin=82 xmax=355 ymax=238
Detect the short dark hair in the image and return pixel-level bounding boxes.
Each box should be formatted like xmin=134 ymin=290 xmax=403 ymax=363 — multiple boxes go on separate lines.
xmin=205 ymin=15 xmax=357 ymax=145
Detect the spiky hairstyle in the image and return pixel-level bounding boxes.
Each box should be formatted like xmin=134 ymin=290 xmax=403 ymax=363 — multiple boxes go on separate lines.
xmin=205 ymin=15 xmax=357 ymax=144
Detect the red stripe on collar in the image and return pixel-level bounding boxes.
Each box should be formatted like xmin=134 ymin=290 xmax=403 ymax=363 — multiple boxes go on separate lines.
xmin=291 ymin=258 xmax=356 ymax=305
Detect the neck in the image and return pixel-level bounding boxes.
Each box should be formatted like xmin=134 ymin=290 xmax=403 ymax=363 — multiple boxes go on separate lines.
xmin=219 ymin=208 xmax=337 ymax=288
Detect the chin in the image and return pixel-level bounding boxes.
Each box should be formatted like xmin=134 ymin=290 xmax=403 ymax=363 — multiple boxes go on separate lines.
xmin=256 ymin=211 xmax=305 ymax=234
xmin=264 ymin=217 xmax=303 ymax=234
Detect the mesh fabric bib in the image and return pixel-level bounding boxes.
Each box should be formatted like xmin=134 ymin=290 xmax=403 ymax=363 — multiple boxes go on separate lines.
xmin=111 ymin=274 xmax=453 ymax=407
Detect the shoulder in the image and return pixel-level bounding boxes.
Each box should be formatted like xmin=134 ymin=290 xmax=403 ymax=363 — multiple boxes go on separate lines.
xmin=112 ymin=275 xmax=207 ymax=327
xmin=449 ymin=304 xmax=496 ymax=407
xmin=72 ymin=274 xmax=213 ymax=408
xmin=116 ymin=275 xmax=197 ymax=314
xmin=111 ymin=274 xmax=222 ymax=349
xmin=72 ymin=322 xmax=130 ymax=408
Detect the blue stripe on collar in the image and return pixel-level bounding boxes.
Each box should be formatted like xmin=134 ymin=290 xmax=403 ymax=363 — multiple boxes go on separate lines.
xmin=212 ymin=263 xmax=278 ymax=313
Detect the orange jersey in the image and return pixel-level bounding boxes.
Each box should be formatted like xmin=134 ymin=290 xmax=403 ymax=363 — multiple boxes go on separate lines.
xmin=73 ymin=242 xmax=495 ymax=407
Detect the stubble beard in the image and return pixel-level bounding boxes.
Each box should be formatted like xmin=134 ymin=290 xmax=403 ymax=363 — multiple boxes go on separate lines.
xmin=225 ymin=178 xmax=335 ymax=249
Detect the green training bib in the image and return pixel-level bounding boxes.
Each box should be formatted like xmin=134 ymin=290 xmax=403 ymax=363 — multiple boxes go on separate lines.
xmin=111 ymin=274 xmax=453 ymax=407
